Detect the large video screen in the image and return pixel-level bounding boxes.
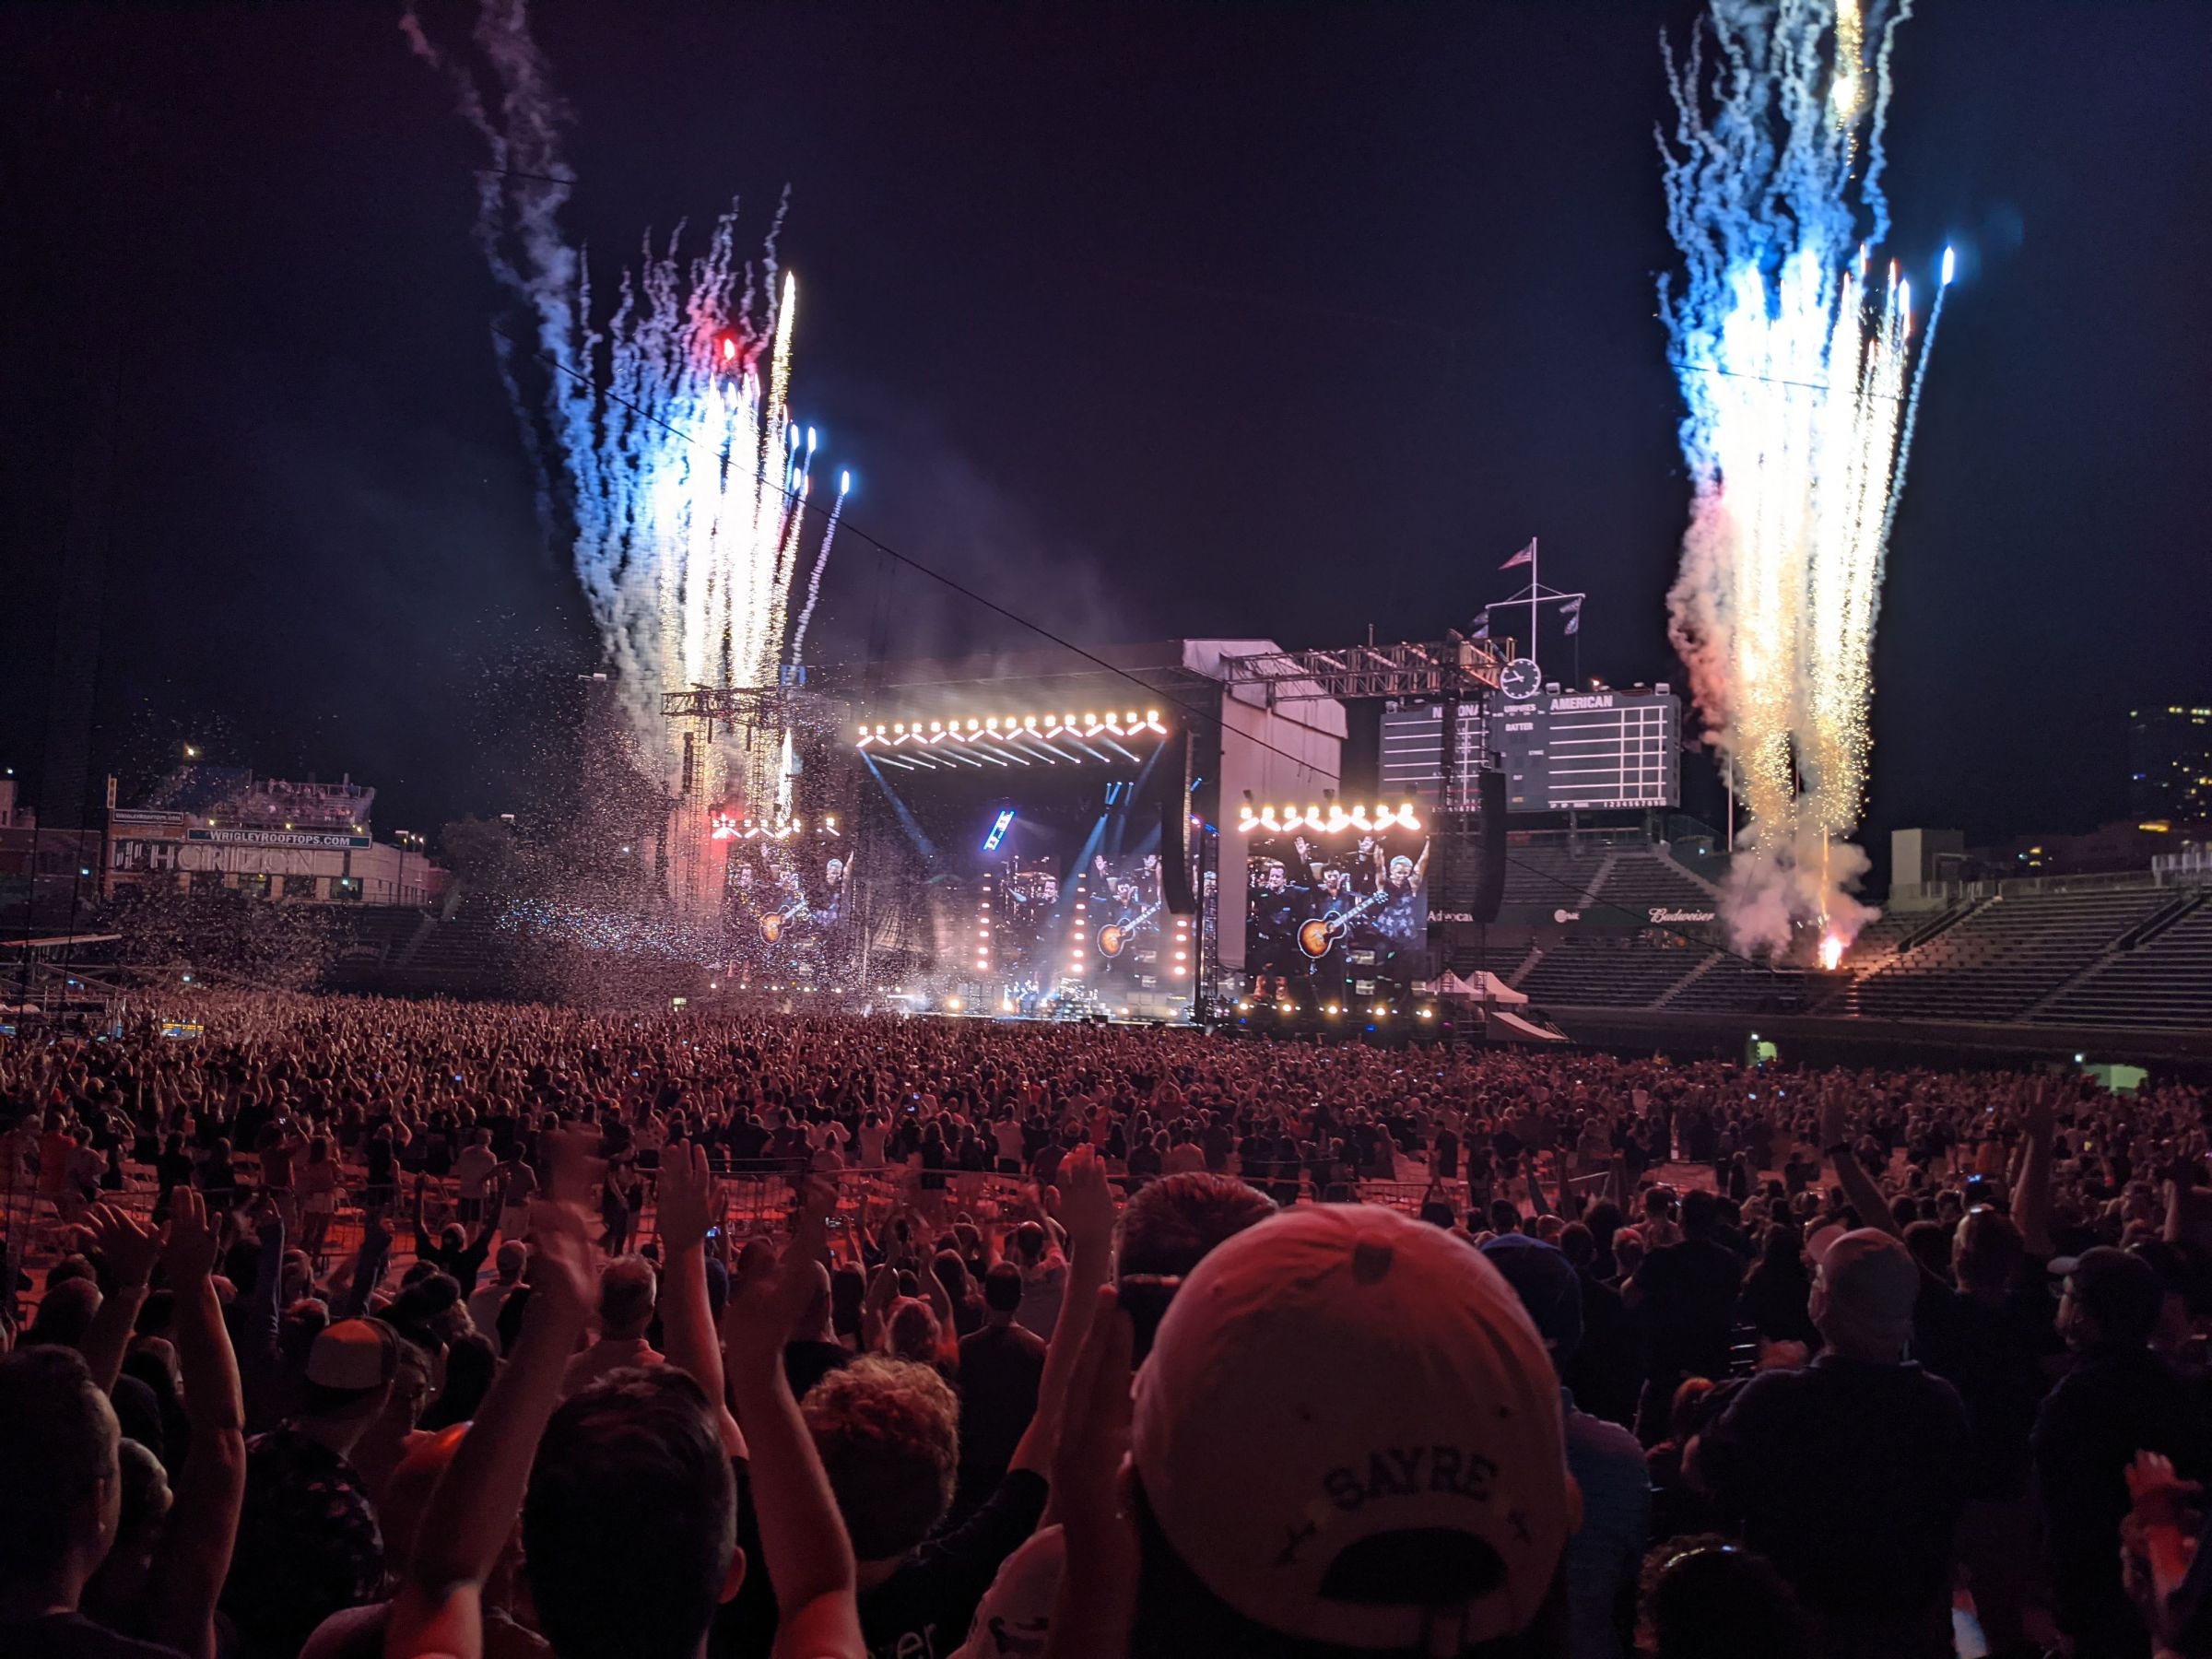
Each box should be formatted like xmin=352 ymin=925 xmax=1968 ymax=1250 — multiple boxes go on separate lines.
xmin=723 ymin=833 xmax=858 ymax=986
xmin=1243 ymin=819 xmax=1430 ymax=1000
xmin=1087 ymin=846 xmax=1170 ymax=994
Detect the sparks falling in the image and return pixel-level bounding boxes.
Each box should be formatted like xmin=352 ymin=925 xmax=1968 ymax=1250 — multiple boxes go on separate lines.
xmin=1660 ymin=0 xmax=1950 ymax=957
xmin=405 ymin=0 xmax=841 ymax=831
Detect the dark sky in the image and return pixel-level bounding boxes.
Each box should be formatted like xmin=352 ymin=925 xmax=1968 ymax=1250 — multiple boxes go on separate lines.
xmin=3 ymin=1 xmax=2206 ymax=857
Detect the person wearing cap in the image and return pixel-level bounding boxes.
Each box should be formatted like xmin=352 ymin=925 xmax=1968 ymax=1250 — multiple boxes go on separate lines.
xmin=1482 ymin=1233 xmax=1649 ymax=1659
xmin=220 ymin=1317 xmax=396 ymax=1659
xmin=2031 ymin=1245 xmax=2212 ymax=1659
xmin=952 ymin=1171 xmax=1278 ymax=1659
xmin=1690 ymin=1229 xmax=1969 ymax=1659
xmin=1062 ymin=1202 xmax=1581 ymax=1658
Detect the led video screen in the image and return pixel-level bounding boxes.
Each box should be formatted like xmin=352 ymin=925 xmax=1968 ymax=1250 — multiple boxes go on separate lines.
xmin=1241 ymin=810 xmax=1429 ymax=1000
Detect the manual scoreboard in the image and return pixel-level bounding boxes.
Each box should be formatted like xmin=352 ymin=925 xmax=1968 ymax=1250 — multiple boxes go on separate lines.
xmin=1381 ymin=687 xmax=1680 ymax=813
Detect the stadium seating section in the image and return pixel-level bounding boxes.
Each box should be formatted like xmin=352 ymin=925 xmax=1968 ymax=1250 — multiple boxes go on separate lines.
xmin=1500 ymin=840 xmax=2212 ymax=1033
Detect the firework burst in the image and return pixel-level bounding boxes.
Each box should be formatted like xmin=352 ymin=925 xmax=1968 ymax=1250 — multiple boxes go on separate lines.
xmin=405 ymin=0 xmax=838 ymax=834
xmin=1661 ymin=0 xmax=1950 ymax=955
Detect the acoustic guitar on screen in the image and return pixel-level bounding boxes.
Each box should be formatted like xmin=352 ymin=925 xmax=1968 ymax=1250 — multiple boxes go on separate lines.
xmin=1297 ymin=888 xmax=1391 ymax=959
xmin=1095 ymin=902 xmax=1163 ymax=959
xmin=759 ymin=899 xmax=808 ymax=944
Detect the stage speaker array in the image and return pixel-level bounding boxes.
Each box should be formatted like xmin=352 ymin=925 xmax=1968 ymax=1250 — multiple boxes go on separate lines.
xmin=1161 ymin=789 xmax=1196 ymax=914
xmin=1432 ymin=768 xmax=1507 ymax=927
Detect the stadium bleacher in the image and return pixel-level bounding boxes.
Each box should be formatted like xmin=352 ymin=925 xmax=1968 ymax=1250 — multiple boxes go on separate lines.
xmin=1848 ymin=887 xmax=2176 ymax=1025
xmin=2028 ymin=892 xmax=2212 ymax=1030
xmin=1492 ymin=828 xmax=2212 ymax=1034
xmin=1515 ymin=934 xmax=1711 ymax=1007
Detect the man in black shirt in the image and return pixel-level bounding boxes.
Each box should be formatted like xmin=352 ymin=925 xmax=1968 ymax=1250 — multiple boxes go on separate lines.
xmin=952 ymin=1265 xmax=1046 ymax=1522
xmin=2033 ymin=1247 xmax=2212 ymax=1659
xmin=781 ymin=1263 xmax=853 ymax=1404
xmin=0 ymin=1347 xmax=190 ymax=1659
xmin=1626 ymin=1187 xmax=1741 ymax=1442
xmin=1694 ymin=1229 xmax=1970 ymax=1659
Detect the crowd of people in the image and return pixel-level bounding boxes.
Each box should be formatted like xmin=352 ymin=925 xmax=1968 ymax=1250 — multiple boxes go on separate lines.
xmin=3 ymin=991 xmax=2210 ymax=1659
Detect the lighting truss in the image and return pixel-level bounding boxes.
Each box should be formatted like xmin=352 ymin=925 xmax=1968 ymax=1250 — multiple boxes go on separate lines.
xmin=1213 ymin=634 xmax=1508 ymax=702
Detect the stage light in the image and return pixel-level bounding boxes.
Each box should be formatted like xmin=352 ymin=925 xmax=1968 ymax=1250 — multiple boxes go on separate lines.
xmin=1418 ymin=1007 xmax=1433 ymax=1019
xmin=1373 ymin=1004 xmax=1388 ymax=1017
xmin=947 ymin=996 xmax=963 ymax=1011
xmin=1236 ymin=1000 xmax=1251 ymax=1012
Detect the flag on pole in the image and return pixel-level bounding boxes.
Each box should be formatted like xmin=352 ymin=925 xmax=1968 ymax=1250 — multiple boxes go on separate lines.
xmin=1470 ymin=612 xmax=1489 ymax=640
xmin=1560 ymin=596 xmax=1583 ymax=636
xmin=1500 ymin=540 xmax=1535 ymax=571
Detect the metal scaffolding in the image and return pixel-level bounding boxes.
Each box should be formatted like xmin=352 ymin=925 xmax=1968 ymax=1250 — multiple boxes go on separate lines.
xmin=1212 ymin=632 xmax=1512 ymax=704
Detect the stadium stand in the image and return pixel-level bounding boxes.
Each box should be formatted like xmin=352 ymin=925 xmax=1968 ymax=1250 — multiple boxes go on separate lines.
xmin=2028 ymin=890 xmax=2212 ymax=1030
xmin=1515 ymin=934 xmax=1711 ymax=1007
xmin=1589 ymin=845 xmax=1722 ymax=915
xmin=1849 ymin=886 xmax=2177 ymax=1025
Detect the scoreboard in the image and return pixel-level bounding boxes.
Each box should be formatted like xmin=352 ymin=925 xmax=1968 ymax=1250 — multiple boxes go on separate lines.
xmin=1381 ymin=687 xmax=1681 ymax=813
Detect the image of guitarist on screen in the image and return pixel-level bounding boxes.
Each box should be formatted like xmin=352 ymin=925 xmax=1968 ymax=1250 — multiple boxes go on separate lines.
xmin=1246 ymin=824 xmax=1430 ymax=1000
xmin=1093 ymin=852 xmax=1164 ymax=986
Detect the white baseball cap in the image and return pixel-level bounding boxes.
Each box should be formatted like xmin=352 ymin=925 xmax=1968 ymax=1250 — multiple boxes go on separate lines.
xmin=1133 ymin=1205 xmax=1579 ymax=1650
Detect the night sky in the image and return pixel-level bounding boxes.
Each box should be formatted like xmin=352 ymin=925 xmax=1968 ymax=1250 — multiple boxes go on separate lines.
xmin=3 ymin=2 xmax=2206 ymax=865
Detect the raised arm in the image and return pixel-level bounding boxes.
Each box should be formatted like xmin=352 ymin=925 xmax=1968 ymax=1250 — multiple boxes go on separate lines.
xmin=77 ymin=1204 xmax=161 ymax=1394
xmin=237 ymin=1198 xmax=287 ymax=1367
xmin=1040 ymin=1289 xmax=1137 ymax=1659
xmin=386 ymin=1196 xmax=596 ymax=1659
xmin=145 ymin=1190 xmax=246 ymax=1659
xmin=655 ymin=1141 xmax=746 ymax=1458
xmin=2012 ymin=1081 xmax=2055 ymax=1255
xmin=721 ymin=1180 xmax=865 ymax=1659
xmin=1016 ymin=1146 xmax=1115 ymax=1482
xmin=1819 ymin=1088 xmax=1898 ymax=1239
xmin=331 ymin=1216 xmax=391 ymax=1321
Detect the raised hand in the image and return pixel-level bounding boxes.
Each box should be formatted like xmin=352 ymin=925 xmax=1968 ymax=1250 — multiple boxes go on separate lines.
xmin=164 ymin=1187 xmax=221 ymax=1285
xmin=1053 ymin=1144 xmax=1116 ymax=1262
xmin=2124 ymin=1449 xmax=2201 ymax=1529
xmin=723 ymin=1177 xmax=833 ymax=1383
xmin=527 ymin=1194 xmax=599 ymax=1318
xmin=657 ymin=1140 xmax=721 ymax=1253
xmin=85 ymin=1203 xmax=163 ymax=1289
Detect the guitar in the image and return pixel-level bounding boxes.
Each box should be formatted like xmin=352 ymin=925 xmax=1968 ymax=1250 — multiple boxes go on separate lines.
xmin=1297 ymin=888 xmax=1392 ymax=959
xmin=759 ymin=899 xmax=808 ymax=944
xmin=1096 ymin=902 xmax=1162 ymax=959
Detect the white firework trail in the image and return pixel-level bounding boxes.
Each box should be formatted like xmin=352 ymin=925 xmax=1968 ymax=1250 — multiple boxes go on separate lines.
xmin=787 ymin=469 xmax=850 ymax=670
xmin=1659 ymin=0 xmax=1950 ymax=958
xmin=406 ymin=0 xmax=842 ymax=826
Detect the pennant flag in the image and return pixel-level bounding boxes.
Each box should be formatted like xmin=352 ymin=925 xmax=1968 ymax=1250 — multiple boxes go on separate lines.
xmin=1500 ymin=540 xmax=1535 ymax=571
xmin=1470 ymin=613 xmax=1489 ymax=640
xmin=1559 ymin=595 xmax=1583 ymax=636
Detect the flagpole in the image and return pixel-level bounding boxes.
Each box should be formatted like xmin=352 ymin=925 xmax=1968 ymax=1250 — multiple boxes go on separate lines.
xmin=1529 ymin=536 xmax=1540 ymax=676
